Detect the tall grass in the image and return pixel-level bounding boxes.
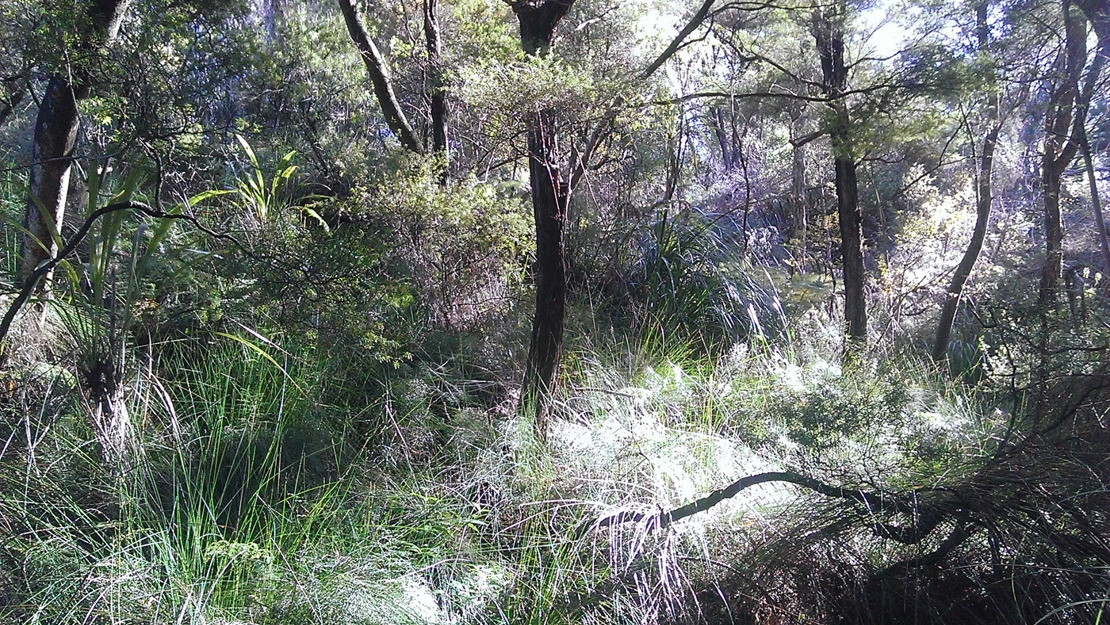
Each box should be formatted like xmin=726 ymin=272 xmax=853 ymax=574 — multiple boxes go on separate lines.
xmin=1 ymin=336 xmax=466 ymax=624
xmin=1 ymin=298 xmax=1106 ymax=624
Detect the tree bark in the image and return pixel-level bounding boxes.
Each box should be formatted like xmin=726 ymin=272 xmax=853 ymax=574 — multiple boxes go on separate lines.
xmin=1038 ymin=0 xmax=1100 ymax=306
xmin=513 ymin=0 xmax=575 ymax=441
xmin=932 ymin=2 xmax=1001 ymax=363
xmin=1074 ymin=0 xmax=1110 ymax=274
xmin=20 ymin=0 xmax=132 ymax=284
xmin=1079 ymin=122 xmax=1110 ymax=275
xmin=711 ymin=107 xmax=734 ymax=170
xmin=812 ymin=2 xmax=866 ymax=344
xmin=791 ymin=114 xmax=808 ymax=274
xmin=21 ymin=77 xmax=81 ymax=280
xmin=337 ymin=0 xmax=424 ymax=154
xmin=423 ymin=0 xmax=449 ymax=182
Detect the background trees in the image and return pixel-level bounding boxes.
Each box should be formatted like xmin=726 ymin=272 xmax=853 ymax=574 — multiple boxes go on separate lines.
xmin=0 ymin=0 xmax=1108 ymax=623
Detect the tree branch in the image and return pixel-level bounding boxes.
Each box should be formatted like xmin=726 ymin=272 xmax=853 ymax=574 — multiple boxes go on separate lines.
xmin=0 ymin=201 xmax=251 ymax=351
xmin=337 ymin=0 xmax=425 ymax=154
xmin=586 ymin=470 xmax=929 ymax=535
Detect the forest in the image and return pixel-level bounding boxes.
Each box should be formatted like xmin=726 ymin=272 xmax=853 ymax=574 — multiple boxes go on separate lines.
xmin=0 ymin=0 xmax=1108 ymax=622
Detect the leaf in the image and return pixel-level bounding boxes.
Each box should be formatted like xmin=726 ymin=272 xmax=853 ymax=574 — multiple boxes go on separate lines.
xmin=300 ymin=206 xmax=330 ymax=232
xmin=216 ymin=328 xmax=305 ymax=394
xmin=186 ymin=189 xmax=233 ymax=206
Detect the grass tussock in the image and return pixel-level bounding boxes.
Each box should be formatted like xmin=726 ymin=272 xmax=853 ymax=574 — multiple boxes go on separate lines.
xmin=1 ymin=306 xmax=1107 ymax=625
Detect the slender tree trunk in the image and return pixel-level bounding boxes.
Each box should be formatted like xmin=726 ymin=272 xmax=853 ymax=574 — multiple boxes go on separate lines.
xmin=711 ymin=107 xmax=734 ymax=170
xmin=1080 ymin=130 xmax=1110 ymax=274
xmin=337 ymin=0 xmax=424 ymax=154
xmin=423 ymin=0 xmax=448 ymax=183
xmin=0 ymin=77 xmax=25 ymax=128
xmin=813 ymin=2 xmax=866 ymax=343
xmin=1074 ymin=0 xmax=1110 ymax=274
xmin=1040 ymin=164 xmax=1067 ymax=304
xmin=933 ymin=2 xmax=1001 ymax=363
xmin=1038 ymin=0 xmax=1092 ymax=306
xmin=791 ymin=120 xmax=807 ymax=274
xmin=261 ymin=0 xmax=281 ymax=45
xmin=513 ymin=0 xmax=575 ymax=441
xmin=933 ymin=128 xmax=1000 ymax=363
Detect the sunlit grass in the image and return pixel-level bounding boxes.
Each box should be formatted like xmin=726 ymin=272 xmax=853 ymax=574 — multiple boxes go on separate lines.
xmin=0 ymin=306 xmax=1098 ymax=624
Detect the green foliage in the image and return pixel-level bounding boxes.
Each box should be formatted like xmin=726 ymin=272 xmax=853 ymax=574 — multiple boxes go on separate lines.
xmin=626 ymin=209 xmax=784 ymax=350
xmin=3 ymin=0 xmax=1110 ymax=623
xmin=363 ymin=159 xmax=532 ymax=329
xmin=232 ymin=134 xmax=298 ymax=225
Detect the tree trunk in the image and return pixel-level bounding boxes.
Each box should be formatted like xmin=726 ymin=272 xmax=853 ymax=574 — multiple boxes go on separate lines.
xmin=1040 ymin=164 xmax=1067 ymax=305
xmin=337 ymin=0 xmax=424 ymax=154
xmin=1074 ymin=0 xmax=1110 ymax=274
xmin=521 ymin=110 xmax=568 ymax=439
xmin=791 ymin=122 xmax=807 ymax=274
xmin=513 ymin=0 xmax=575 ymax=441
xmin=0 ymin=77 xmax=25 ymax=128
xmin=1080 ymin=128 xmax=1110 ymax=275
xmin=813 ymin=2 xmax=866 ymax=343
xmin=1038 ymin=0 xmax=1095 ymax=306
xmin=423 ymin=0 xmax=449 ymax=182
xmin=21 ymin=77 xmax=81 ymax=281
xmin=932 ymin=1 xmax=1000 ymax=364
xmin=711 ymin=107 xmax=733 ymax=170
xmin=19 ymin=0 xmax=132 ymax=286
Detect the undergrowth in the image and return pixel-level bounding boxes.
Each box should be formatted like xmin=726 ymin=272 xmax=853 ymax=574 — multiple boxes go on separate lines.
xmin=1 ymin=309 xmax=1107 ymax=624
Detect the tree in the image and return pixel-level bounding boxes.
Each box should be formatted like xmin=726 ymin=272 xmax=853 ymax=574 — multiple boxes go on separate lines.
xmin=1037 ymin=0 xmax=1103 ymax=307
xmin=1074 ymin=0 xmax=1110 ymax=274
xmin=512 ymin=0 xmax=577 ymax=440
xmin=337 ymin=0 xmax=424 ymax=154
xmin=812 ymin=0 xmax=866 ymax=344
xmin=0 ymin=75 xmax=24 ymax=128
xmin=932 ymin=0 xmax=1003 ymax=363
xmin=424 ymin=0 xmax=449 ymax=181
xmin=20 ymin=0 xmax=132 ymax=286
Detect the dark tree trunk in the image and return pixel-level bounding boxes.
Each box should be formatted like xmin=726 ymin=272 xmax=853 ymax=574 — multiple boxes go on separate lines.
xmin=711 ymin=107 xmax=734 ymax=170
xmin=1080 ymin=128 xmax=1110 ymax=274
xmin=19 ymin=0 xmax=131 ymax=286
xmin=1038 ymin=0 xmax=1100 ymax=306
xmin=513 ymin=0 xmax=575 ymax=441
xmin=338 ymin=0 xmax=424 ymax=154
xmin=813 ymin=2 xmax=866 ymax=343
xmin=0 ymin=77 xmax=25 ymax=128
xmin=21 ymin=77 xmax=81 ymax=281
xmin=1040 ymin=165 xmax=1067 ymax=305
xmin=933 ymin=2 xmax=1001 ymax=364
xmin=791 ymin=136 xmax=807 ymax=274
xmin=835 ymin=149 xmax=866 ymax=341
xmin=933 ymin=128 xmax=1000 ymax=364
xmin=522 ymin=110 xmax=569 ymax=439
xmin=1074 ymin=0 xmax=1110 ymax=273
xmin=423 ymin=0 xmax=449 ymax=183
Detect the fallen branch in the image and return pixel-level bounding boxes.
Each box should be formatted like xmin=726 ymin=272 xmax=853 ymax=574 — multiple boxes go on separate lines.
xmin=587 ymin=470 xmax=941 ymax=539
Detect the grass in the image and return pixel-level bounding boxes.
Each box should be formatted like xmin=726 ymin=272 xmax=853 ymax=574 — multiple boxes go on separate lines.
xmin=0 ymin=300 xmax=1107 ymax=624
